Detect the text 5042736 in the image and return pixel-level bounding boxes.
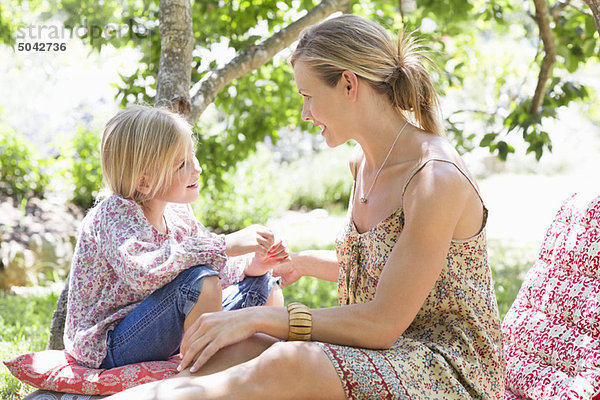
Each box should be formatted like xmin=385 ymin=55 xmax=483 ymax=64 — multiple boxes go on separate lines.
xmin=17 ymin=42 xmax=67 ymax=51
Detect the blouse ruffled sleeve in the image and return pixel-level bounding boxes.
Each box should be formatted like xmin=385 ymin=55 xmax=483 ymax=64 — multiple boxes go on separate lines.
xmin=220 ymin=255 xmax=248 ymax=287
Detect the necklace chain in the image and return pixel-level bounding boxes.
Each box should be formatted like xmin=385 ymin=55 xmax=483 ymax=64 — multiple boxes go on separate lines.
xmin=359 ymin=121 xmax=409 ymax=204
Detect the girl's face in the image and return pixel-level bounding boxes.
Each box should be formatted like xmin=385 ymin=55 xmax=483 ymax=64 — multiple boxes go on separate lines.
xmin=157 ymin=136 xmax=202 ymax=205
xmin=293 ymin=60 xmax=350 ymax=147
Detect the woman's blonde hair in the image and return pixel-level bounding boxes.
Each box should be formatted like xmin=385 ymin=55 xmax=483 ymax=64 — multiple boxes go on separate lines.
xmin=101 ymin=105 xmax=193 ymax=206
xmin=290 ymin=14 xmax=444 ymax=136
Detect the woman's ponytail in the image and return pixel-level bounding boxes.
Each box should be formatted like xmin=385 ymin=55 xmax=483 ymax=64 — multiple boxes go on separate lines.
xmin=386 ymin=31 xmax=444 ymax=135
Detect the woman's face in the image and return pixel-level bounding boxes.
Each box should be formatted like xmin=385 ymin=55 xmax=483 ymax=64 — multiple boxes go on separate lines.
xmin=293 ymin=60 xmax=350 ymax=147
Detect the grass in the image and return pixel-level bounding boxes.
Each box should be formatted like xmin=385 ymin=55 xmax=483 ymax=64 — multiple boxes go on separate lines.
xmin=488 ymin=239 xmax=537 ymax=319
xmin=0 ymin=291 xmax=58 ymax=399
xmin=0 ymin=240 xmax=535 ymax=399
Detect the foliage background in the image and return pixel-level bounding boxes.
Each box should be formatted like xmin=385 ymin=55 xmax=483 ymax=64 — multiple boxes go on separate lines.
xmin=1 ymin=0 xmax=600 ymax=398
xmin=2 ymin=0 xmax=598 ymax=184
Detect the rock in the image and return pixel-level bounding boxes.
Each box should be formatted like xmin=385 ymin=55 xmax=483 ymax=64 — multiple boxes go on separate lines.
xmin=0 ymin=192 xmax=82 ymax=290
xmin=28 ymin=232 xmax=74 ymax=269
xmin=0 ymin=240 xmax=37 ymax=288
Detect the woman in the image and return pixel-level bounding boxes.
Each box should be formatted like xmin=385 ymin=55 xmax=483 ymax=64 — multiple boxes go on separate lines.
xmin=108 ymin=14 xmax=505 ymax=399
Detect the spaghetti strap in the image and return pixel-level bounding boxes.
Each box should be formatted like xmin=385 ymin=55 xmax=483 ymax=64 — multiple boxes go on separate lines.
xmin=402 ymin=158 xmax=485 ymax=206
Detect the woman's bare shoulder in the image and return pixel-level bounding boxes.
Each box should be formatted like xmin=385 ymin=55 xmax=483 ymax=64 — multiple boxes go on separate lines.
xmin=418 ymin=134 xmax=460 ymax=163
xmin=405 ymin=134 xmax=476 ymax=200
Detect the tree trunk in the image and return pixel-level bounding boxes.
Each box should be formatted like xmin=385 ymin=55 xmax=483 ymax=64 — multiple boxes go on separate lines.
xmin=530 ymin=0 xmax=599 ymax=114
xmin=583 ymin=0 xmax=600 ymax=36
xmin=530 ymin=0 xmax=557 ymax=114
xmin=47 ymin=275 xmax=69 ymax=350
xmin=155 ymin=0 xmax=194 ymax=116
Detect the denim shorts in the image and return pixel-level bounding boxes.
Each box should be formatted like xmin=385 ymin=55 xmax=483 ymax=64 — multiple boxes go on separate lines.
xmin=99 ymin=265 xmax=279 ymax=369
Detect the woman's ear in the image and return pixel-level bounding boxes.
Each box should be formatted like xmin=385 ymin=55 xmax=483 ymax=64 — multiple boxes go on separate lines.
xmin=340 ymin=70 xmax=359 ymax=101
xmin=136 ymin=175 xmax=151 ymax=195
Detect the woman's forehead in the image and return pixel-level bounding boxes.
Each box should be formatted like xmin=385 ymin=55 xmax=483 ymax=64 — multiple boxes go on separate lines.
xmin=293 ymin=60 xmax=317 ymax=90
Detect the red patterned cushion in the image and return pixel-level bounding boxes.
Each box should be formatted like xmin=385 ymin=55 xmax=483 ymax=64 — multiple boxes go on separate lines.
xmin=3 ymin=350 xmax=180 ymax=395
xmin=502 ymin=193 xmax=600 ymax=400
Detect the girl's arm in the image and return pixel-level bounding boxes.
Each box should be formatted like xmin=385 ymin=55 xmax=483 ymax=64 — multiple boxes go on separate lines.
xmin=221 ymin=242 xmax=292 ymax=287
xmin=180 ymin=162 xmax=480 ymax=371
xmin=219 ymin=256 xmax=248 ymax=288
xmin=101 ymin=197 xmax=227 ymax=292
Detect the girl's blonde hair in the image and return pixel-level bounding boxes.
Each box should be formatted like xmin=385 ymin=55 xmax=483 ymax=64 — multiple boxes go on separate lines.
xmin=101 ymin=105 xmax=193 ymax=206
xmin=290 ymin=14 xmax=444 ymax=136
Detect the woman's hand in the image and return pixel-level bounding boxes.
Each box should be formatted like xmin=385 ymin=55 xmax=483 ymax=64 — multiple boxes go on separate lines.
xmin=225 ymin=225 xmax=275 ymax=257
xmin=178 ymin=309 xmax=257 ymax=373
xmin=272 ymin=258 xmax=303 ymax=287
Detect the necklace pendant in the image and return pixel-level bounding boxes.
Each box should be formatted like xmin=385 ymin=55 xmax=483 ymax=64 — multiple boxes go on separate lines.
xmin=359 ymin=197 xmax=367 ymax=204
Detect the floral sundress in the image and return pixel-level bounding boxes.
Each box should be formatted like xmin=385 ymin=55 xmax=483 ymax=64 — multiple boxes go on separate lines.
xmin=316 ymin=159 xmax=505 ymax=399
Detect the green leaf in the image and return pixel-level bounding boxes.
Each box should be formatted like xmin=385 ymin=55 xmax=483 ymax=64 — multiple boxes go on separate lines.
xmin=496 ymin=141 xmax=514 ymax=161
xmin=479 ymin=133 xmax=497 ymax=148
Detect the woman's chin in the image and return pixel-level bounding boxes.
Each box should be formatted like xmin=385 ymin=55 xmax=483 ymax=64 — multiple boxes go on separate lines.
xmin=323 ymin=135 xmax=343 ymax=148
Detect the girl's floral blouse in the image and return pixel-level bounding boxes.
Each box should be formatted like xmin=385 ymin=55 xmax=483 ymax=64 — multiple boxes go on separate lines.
xmin=64 ymin=194 xmax=246 ymax=368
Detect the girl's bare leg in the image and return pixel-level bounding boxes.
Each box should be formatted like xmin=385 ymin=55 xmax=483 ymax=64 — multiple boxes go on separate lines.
xmin=106 ymin=340 xmax=346 ymax=400
xmin=184 ymin=275 xmax=222 ymax=332
xmin=264 ymin=283 xmax=284 ymax=306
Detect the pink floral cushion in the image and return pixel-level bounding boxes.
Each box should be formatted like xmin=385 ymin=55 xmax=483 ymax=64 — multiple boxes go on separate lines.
xmin=502 ymin=193 xmax=600 ymax=400
xmin=3 ymin=350 xmax=180 ymax=395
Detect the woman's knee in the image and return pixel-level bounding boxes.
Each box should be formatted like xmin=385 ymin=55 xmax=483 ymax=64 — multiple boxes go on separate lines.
xmin=249 ymin=341 xmax=345 ymax=398
xmin=254 ymin=341 xmax=320 ymax=377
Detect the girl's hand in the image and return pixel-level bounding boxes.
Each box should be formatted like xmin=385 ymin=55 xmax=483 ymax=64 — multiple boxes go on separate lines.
xmin=225 ymin=225 xmax=274 ymax=257
xmin=244 ymin=239 xmax=291 ymax=276
xmin=179 ymin=309 xmax=256 ymax=373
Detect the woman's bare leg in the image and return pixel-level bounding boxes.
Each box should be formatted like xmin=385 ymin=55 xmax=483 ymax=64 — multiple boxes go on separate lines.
xmin=106 ymin=340 xmax=346 ymax=400
xmin=178 ymin=333 xmax=278 ymax=377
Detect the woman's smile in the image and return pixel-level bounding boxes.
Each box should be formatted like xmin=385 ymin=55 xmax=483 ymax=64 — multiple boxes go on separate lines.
xmin=315 ymin=123 xmax=327 ymax=136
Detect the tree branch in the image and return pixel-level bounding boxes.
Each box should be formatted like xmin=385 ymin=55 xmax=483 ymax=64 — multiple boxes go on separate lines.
xmin=550 ymin=0 xmax=570 ymax=19
xmin=530 ymin=0 xmax=557 ymax=114
xmin=156 ymin=0 xmax=194 ymax=116
xmin=583 ymin=0 xmax=600 ymax=36
xmin=188 ymin=0 xmax=350 ymax=124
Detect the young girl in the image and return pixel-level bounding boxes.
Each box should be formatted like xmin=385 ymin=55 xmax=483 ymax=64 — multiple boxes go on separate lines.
xmin=64 ymin=105 xmax=287 ymax=370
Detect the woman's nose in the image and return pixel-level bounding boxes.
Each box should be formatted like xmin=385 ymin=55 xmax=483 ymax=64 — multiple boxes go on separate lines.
xmin=301 ymin=104 xmax=312 ymax=121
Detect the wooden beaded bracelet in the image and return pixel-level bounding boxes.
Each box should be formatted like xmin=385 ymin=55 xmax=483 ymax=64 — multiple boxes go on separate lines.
xmin=287 ymin=302 xmax=312 ymax=341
